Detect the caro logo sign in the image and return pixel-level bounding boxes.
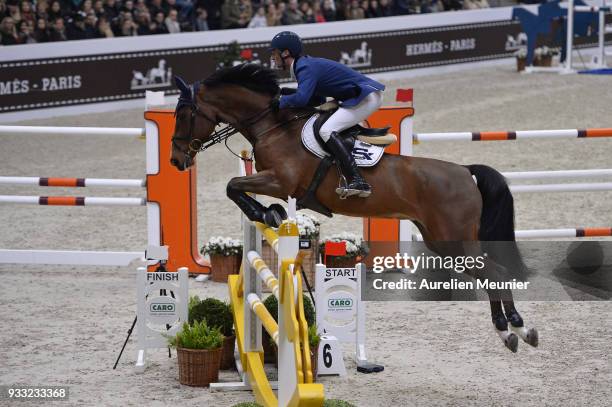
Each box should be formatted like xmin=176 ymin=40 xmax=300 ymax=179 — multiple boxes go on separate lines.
xmin=150 ymin=303 xmax=175 ymax=313
xmin=328 ymin=298 xmax=353 ymax=309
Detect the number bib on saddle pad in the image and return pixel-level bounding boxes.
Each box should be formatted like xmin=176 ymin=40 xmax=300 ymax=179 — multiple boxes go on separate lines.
xmin=301 ymin=114 xmax=385 ymax=167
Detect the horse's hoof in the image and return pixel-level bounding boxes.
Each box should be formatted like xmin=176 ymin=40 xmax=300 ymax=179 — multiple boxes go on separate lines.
xmin=511 ymin=325 xmax=539 ymax=348
xmin=525 ymin=328 xmax=539 ymax=347
xmin=504 ymin=332 xmax=519 ymax=353
xmin=263 ymin=204 xmax=287 ymax=228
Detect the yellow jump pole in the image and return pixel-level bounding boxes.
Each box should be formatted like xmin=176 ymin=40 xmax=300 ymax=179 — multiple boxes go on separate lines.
xmin=247 ymin=251 xmax=280 ymax=299
xmin=247 ymin=293 xmax=279 ymax=346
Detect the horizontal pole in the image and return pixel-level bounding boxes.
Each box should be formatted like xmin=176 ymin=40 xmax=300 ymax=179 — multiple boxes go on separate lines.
xmin=254 ymin=222 xmax=279 ymax=254
xmin=515 ymin=228 xmax=612 ymax=239
xmin=0 ymin=195 xmax=146 ymax=206
xmin=247 ymin=251 xmax=279 ymax=299
xmin=509 ymin=182 xmax=612 ymax=193
xmin=246 ymin=293 xmax=279 ymax=346
xmin=573 ymin=5 xmax=609 ymax=12
xmin=0 ymin=125 xmax=144 ymax=138
xmin=0 ymin=177 xmax=145 ymax=188
xmin=503 ymin=169 xmax=612 ymax=180
xmin=0 ymin=249 xmax=144 ymax=266
xmin=414 ymin=128 xmax=612 ymax=142
xmin=414 ymin=227 xmax=611 ymax=240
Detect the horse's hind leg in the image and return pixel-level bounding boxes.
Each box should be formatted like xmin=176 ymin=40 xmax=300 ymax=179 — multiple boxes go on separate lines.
xmin=420 ymin=220 xmax=522 ymax=352
xmin=503 ymin=300 xmax=539 ymax=347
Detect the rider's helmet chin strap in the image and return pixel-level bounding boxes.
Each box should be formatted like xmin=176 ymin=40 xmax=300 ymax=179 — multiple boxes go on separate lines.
xmin=280 ymin=51 xmax=290 ymax=70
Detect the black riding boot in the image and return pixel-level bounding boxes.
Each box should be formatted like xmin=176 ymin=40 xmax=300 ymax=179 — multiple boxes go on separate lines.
xmin=325 ymin=132 xmax=371 ymax=198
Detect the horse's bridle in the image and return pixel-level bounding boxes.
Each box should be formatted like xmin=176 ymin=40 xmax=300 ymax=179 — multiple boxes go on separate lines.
xmin=172 ymin=91 xmax=312 ymax=163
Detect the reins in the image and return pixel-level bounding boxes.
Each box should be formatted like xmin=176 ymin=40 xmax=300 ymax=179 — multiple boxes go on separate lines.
xmin=173 ymin=97 xmax=315 ymax=162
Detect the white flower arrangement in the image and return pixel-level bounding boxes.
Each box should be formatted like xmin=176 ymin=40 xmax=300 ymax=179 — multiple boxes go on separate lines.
xmin=320 ymin=232 xmax=368 ymax=258
xmin=534 ymin=46 xmax=554 ymax=57
xmin=514 ymin=47 xmax=527 ymax=59
xmin=201 ymin=236 xmax=243 ymax=257
xmin=295 ymin=212 xmax=320 ymax=240
xmin=267 ymin=210 xmax=320 ymax=239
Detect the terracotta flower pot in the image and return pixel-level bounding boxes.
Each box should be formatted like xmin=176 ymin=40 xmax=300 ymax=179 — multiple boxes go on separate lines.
xmin=210 ymin=254 xmax=240 ymax=283
xmin=177 ymin=347 xmax=222 ymax=387
xmin=516 ymin=57 xmax=526 ymax=72
xmin=534 ymin=55 xmax=553 ymax=67
xmin=220 ymin=335 xmax=236 ymax=370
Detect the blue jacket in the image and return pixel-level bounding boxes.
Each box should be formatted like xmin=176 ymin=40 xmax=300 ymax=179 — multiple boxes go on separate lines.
xmin=279 ymin=56 xmax=385 ymax=109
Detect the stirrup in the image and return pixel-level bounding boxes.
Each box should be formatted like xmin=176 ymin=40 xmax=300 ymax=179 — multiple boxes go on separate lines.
xmin=335 ymin=175 xmax=371 ymax=199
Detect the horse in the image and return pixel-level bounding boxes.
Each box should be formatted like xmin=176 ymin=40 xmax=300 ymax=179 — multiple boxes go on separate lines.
xmin=169 ymin=63 xmax=538 ymax=353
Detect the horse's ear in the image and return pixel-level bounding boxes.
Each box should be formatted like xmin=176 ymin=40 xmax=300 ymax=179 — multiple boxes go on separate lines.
xmin=174 ymin=76 xmax=190 ymax=97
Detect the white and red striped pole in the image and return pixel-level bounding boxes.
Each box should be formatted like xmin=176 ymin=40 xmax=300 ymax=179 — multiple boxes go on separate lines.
xmin=0 ymin=177 xmax=145 ymax=188
xmin=0 ymin=195 xmax=145 ymax=206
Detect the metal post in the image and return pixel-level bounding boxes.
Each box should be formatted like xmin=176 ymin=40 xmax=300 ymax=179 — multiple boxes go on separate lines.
xmin=565 ymin=0 xmax=575 ymax=72
xmin=598 ymin=0 xmax=606 ymax=67
xmin=243 ymin=216 xmax=262 ymax=354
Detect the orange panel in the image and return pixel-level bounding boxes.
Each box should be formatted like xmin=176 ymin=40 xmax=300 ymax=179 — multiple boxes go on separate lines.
xmin=363 ymin=106 xmax=414 ymax=260
xmin=145 ymin=110 xmax=211 ymax=274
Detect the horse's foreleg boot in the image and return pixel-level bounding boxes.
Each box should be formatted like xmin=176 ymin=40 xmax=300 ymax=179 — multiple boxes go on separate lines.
xmin=227 ymin=184 xmax=266 ymax=224
xmin=263 ymin=203 xmax=287 ymax=228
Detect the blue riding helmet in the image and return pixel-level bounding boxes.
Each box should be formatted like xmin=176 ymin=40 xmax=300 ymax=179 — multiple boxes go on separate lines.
xmin=269 ymin=31 xmax=303 ymax=57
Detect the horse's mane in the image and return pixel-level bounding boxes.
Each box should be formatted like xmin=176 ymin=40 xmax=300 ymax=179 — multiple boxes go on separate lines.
xmin=203 ymin=63 xmax=279 ymax=96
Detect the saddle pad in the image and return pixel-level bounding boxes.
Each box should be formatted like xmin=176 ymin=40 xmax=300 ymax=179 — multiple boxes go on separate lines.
xmin=301 ymin=114 xmax=385 ymax=167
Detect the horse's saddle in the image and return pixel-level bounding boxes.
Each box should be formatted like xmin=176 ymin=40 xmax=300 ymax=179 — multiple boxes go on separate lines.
xmin=296 ymin=107 xmax=396 ymax=217
xmin=300 ymin=108 xmax=397 ymax=167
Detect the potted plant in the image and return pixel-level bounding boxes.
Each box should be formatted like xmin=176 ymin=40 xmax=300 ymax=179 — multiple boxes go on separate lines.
xmin=167 ymin=320 xmax=224 ymax=387
xmin=319 ymin=233 xmax=368 ymax=268
xmin=533 ymin=46 xmax=554 ymax=67
xmin=514 ymin=48 xmax=527 ymax=72
xmin=308 ymin=324 xmax=321 ymax=379
xmin=262 ymin=211 xmax=320 ymax=291
xmin=201 ymin=236 xmax=243 ymax=283
xmin=189 ymin=297 xmax=236 ymax=370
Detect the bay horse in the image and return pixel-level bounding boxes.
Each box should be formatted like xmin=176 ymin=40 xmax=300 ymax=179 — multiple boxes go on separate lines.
xmin=169 ymin=63 xmax=538 ymax=353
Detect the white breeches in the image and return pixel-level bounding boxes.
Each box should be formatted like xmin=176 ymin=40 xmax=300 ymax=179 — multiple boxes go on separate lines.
xmin=319 ymin=90 xmax=384 ymax=142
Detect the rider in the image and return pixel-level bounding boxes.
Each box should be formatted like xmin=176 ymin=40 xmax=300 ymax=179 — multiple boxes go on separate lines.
xmin=269 ymin=31 xmax=385 ymax=198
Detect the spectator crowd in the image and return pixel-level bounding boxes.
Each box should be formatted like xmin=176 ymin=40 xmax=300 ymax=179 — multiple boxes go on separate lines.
xmin=1 ymin=0 xmax=508 ymax=45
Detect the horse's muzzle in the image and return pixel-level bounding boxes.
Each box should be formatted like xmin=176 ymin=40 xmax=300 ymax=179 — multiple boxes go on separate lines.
xmin=170 ymin=154 xmax=193 ymax=171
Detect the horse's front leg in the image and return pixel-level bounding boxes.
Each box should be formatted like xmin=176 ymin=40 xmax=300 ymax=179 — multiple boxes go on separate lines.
xmin=226 ymin=170 xmax=288 ymax=227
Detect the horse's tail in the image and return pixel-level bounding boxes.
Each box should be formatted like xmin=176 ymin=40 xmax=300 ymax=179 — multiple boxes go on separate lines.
xmin=465 ymin=164 xmax=528 ymax=276
xmin=465 ymin=164 xmax=515 ymax=241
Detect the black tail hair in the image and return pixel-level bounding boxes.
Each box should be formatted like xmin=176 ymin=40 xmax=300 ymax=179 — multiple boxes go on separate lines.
xmin=465 ymin=164 xmax=528 ymax=277
xmin=466 ymin=164 xmax=515 ymax=241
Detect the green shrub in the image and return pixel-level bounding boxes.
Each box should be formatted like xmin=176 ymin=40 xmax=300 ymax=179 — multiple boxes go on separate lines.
xmin=188 ymin=295 xmax=201 ymax=313
xmin=302 ymin=294 xmax=316 ymax=326
xmin=308 ymin=324 xmax=320 ymax=349
xmin=263 ymin=294 xmax=315 ymax=326
xmin=167 ymin=320 xmax=223 ymax=350
xmin=189 ymin=297 xmax=234 ymax=337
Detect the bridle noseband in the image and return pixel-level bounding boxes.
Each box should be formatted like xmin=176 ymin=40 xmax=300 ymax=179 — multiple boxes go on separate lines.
xmin=171 ymin=81 xmax=313 ymax=163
